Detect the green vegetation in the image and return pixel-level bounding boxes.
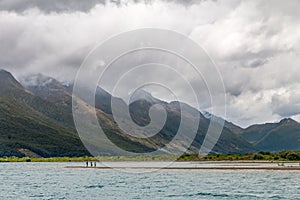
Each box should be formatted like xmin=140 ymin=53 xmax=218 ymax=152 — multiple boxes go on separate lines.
xmin=0 ymin=154 xmax=180 ymax=162
xmin=178 ymin=150 xmax=300 ymax=161
xmin=1 ymin=151 xmax=300 ymax=162
xmin=0 ymin=156 xmax=93 ymax=162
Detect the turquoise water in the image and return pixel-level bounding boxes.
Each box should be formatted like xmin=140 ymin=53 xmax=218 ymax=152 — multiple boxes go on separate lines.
xmin=0 ymin=162 xmax=299 ymax=200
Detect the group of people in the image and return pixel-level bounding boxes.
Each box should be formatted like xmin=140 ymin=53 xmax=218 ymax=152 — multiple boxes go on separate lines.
xmin=86 ymin=161 xmax=97 ymax=167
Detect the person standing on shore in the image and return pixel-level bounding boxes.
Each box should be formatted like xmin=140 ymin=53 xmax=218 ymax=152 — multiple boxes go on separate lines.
xmin=90 ymin=161 xmax=93 ymax=167
xmin=86 ymin=161 xmax=88 ymax=167
xmin=94 ymin=161 xmax=97 ymax=167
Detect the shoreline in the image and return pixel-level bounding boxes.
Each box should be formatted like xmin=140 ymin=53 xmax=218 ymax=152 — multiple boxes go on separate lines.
xmin=65 ymin=160 xmax=300 ymax=171
xmin=1 ymin=151 xmax=300 ymax=163
xmin=1 ymin=159 xmax=300 ymax=163
xmin=65 ymin=166 xmax=300 ymax=171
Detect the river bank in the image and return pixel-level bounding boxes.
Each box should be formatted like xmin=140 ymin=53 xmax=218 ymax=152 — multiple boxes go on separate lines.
xmin=1 ymin=150 xmax=300 ymax=163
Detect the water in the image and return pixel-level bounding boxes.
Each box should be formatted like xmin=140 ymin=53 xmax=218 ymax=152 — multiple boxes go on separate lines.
xmin=0 ymin=162 xmax=299 ymax=200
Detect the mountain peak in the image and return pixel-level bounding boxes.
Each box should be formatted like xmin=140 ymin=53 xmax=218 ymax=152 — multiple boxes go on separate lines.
xmin=279 ymin=118 xmax=298 ymax=125
xmin=0 ymin=69 xmax=24 ymax=92
xmin=21 ymin=73 xmax=59 ymax=87
xmin=0 ymin=69 xmax=14 ymax=78
xmin=129 ymin=89 xmax=160 ymax=104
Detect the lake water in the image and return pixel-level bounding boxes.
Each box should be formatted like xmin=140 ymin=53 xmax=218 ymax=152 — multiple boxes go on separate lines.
xmin=1 ymin=162 xmax=300 ymax=200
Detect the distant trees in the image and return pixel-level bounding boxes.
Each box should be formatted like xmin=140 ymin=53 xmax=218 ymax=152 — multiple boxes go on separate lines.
xmin=258 ymin=151 xmax=271 ymax=155
xmin=279 ymin=151 xmax=300 ymax=160
xmin=253 ymin=150 xmax=300 ymax=161
xmin=178 ymin=150 xmax=300 ymax=161
xmin=286 ymin=152 xmax=300 ymax=161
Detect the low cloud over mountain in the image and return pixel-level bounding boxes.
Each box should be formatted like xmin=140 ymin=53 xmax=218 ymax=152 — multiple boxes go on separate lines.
xmin=0 ymin=0 xmax=299 ymax=127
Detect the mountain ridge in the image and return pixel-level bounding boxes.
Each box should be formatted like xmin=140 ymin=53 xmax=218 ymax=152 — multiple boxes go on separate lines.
xmin=0 ymin=70 xmax=299 ymax=157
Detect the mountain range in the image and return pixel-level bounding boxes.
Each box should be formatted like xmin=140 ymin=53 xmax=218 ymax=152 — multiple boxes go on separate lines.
xmin=0 ymin=69 xmax=299 ymax=157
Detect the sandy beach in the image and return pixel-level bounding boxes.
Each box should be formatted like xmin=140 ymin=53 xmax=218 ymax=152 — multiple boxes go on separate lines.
xmin=66 ymin=161 xmax=300 ymax=170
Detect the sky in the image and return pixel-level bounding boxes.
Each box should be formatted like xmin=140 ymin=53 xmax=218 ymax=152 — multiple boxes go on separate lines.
xmin=0 ymin=0 xmax=299 ymax=127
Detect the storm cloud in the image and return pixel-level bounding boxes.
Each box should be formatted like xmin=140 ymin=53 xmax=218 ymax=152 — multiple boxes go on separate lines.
xmin=0 ymin=0 xmax=299 ymax=127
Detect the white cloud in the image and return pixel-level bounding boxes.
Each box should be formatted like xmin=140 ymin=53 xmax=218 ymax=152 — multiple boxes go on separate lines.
xmin=189 ymin=0 xmax=300 ymax=126
xmin=0 ymin=0 xmax=299 ymax=127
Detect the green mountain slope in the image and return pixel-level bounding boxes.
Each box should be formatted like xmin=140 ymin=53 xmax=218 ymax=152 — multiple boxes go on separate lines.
xmin=0 ymin=70 xmax=89 ymax=157
xmin=1 ymin=70 xmax=299 ymax=157
xmin=25 ymin=73 xmax=255 ymax=154
xmin=25 ymin=75 xmax=157 ymax=155
xmin=237 ymin=118 xmax=300 ymax=151
xmin=253 ymin=119 xmax=300 ymax=151
xmin=240 ymin=123 xmax=279 ymax=144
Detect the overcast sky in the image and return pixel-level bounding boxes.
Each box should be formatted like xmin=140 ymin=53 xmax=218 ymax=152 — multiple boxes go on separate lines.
xmin=0 ymin=0 xmax=299 ymax=127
